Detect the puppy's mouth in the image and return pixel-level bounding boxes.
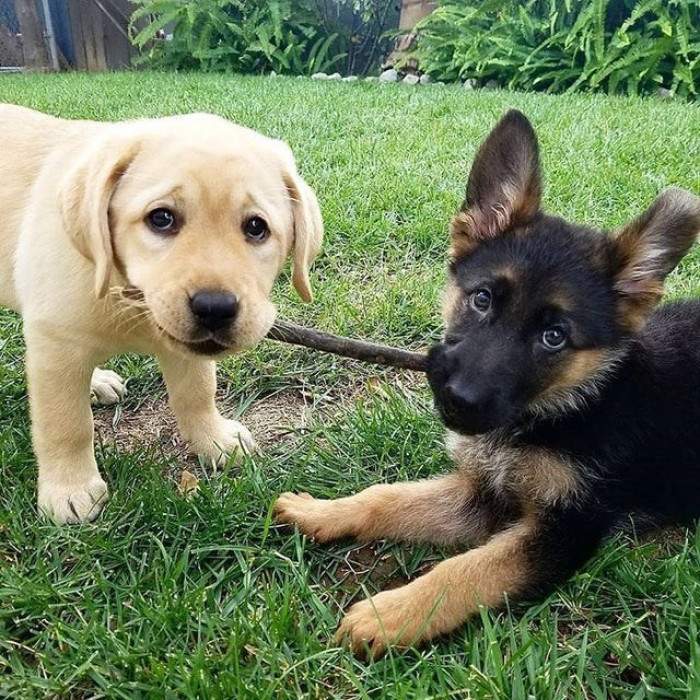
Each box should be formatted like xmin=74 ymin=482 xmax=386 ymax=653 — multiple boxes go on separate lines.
xmin=162 ymin=329 xmax=234 ymax=357
xmin=183 ymin=337 xmax=231 ymax=356
xmin=435 ymin=403 xmax=500 ymax=436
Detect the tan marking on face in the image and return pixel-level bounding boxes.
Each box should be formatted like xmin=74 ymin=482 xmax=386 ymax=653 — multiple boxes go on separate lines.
xmin=545 ymin=348 xmax=608 ymax=395
xmin=494 ymin=264 xmax=519 ymax=286
xmin=546 ymin=291 xmax=575 ymax=315
xmin=443 ymin=266 xmax=520 ymax=329
xmin=441 ymin=278 xmax=463 ymax=325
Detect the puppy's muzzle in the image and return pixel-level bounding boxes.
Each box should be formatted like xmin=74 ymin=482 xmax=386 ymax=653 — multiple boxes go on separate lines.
xmin=439 ymin=380 xmax=499 ymax=435
xmin=189 ymin=290 xmax=239 ymax=332
xmin=427 ymin=343 xmax=516 ymax=435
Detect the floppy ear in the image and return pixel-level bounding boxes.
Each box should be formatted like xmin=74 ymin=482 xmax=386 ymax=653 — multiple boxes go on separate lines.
xmin=285 ymin=172 xmax=324 ymax=303
xmin=451 ymin=109 xmax=541 ymax=258
xmin=609 ymin=187 xmax=700 ymax=329
xmin=59 ymin=134 xmax=140 ymax=298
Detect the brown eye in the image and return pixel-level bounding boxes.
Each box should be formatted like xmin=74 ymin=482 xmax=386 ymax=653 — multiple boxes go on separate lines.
xmin=244 ymin=216 xmax=269 ymax=242
xmin=146 ymin=208 xmax=179 ymax=234
xmin=470 ymin=288 xmax=492 ymax=313
xmin=542 ymin=326 xmax=567 ymax=351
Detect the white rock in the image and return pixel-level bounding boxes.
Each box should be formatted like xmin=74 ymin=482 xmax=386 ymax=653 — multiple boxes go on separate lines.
xmin=269 ymin=70 xmax=277 ymax=77
xmin=342 ymin=75 xmax=359 ymax=82
xmin=311 ymin=72 xmax=329 ymax=80
xmin=364 ymin=76 xmax=378 ymax=82
xmin=484 ymin=79 xmax=500 ymax=90
xmin=403 ymin=73 xmax=420 ymax=85
xmin=657 ymin=87 xmax=673 ymax=99
xmin=379 ymin=68 xmax=398 ymax=82
xmin=463 ymin=78 xmax=477 ymax=90
xmin=436 ymin=81 xmax=445 ymax=86
xmin=328 ymin=72 xmax=342 ymax=80
xmin=419 ymin=73 xmax=432 ymax=84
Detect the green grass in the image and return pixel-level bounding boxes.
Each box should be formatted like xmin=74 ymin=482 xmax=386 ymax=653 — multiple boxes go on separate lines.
xmin=1 ymin=71 xmax=699 ymax=698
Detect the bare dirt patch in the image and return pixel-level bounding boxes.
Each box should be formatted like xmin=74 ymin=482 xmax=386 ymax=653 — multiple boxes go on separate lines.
xmin=92 ymin=387 xmax=314 ymax=459
xmin=241 ymin=389 xmax=313 ymax=448
xmin=93 ymin=395 xmax=184 ymax=461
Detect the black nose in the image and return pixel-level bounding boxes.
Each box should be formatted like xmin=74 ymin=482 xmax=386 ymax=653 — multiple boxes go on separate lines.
xmin=439 ymin=378 xmax=506 ymax=435
xmin=189 ymin=291 xmax=238 ymax=331
xmin=443 ymin=380 xmax=484 ymax=414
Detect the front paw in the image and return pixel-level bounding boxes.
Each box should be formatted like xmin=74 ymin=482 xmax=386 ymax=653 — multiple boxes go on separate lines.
xmin=38 ymin=476 xmax=109 ymax=524
xmin=90 ymin=368 xmax=126 ymax=406
xmin=334 ymin=587 xmax=428 ymax=660
xmin=273 ymin=492 xmax=344 ymax=543
xmin=189 ymin=419 xmax=257 ymax=466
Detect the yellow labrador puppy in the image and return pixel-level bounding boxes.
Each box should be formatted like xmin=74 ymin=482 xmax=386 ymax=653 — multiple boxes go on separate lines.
xmin=0 ymin=104 xmax=323 ymax=524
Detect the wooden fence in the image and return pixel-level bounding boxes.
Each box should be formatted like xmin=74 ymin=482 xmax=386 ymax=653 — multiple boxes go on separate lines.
xmin=0 ymin=0 xmax=138 ymax=70
xmin=67 ymin=0 xmax=135 ymax=70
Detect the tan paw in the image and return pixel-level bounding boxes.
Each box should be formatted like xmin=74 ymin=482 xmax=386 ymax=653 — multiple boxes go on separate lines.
xmin=38 ymin=476 xmax=109 ymax=525
xmin=334 ymin=587 xmax=429 ymax=660
xmin=189 ymin=419 xmax=257 ymax=466
xmin=273 ymin=492 xmax=343 ymax=543
xmin=90 ymin=368 xmax=126 ymax=406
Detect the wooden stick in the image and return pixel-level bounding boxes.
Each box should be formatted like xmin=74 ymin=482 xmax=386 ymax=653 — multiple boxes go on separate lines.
xmin=267 ymin=320 xmax=429 ymax=372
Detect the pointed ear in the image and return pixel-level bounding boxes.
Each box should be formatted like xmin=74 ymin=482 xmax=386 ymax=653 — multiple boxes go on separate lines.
xmin=610 ymin=187 xmax=700 ymax=329
xmin=285 ymin=171 xmax=324 ymax=303
xmin=451 ymin=109 xmax=542 ymax=258
xmin=60 ymin=133 xmax=141 ymax=298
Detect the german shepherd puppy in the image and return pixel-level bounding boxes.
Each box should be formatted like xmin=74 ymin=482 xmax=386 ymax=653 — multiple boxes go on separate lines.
xmin=274 ymin=110 xmax=700 ymax=659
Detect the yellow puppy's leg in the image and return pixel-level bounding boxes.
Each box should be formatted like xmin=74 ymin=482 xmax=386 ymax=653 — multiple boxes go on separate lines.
xmin=158 ymin=350 xmax=256 ymax=466
xmin=275 ymin=474 xmax=486 ymax=547
xmin=26 ymin=330 xmax=108 ymax=524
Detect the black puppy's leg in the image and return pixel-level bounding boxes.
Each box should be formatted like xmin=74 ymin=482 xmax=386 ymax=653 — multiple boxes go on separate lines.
xmin=335 ymin=508 xmax=607 ymax=659
xmin=274 ymin=474 xmax=500 ymax=547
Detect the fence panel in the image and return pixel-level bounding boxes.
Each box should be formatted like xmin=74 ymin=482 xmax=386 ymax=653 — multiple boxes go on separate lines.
xmin=0 ymin=0 xmax=51 ymax=70
xmin=1 ymin=0 xmax=135 ymax=71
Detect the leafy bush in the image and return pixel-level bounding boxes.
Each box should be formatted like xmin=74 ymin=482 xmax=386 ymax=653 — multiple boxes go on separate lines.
xmin=129 ymin=0 xmax=344 ymax=74
xmin=410 ymin=0 xmax=700 ymax=97
xmin=129 ymin=0 xmax=397 ymax=76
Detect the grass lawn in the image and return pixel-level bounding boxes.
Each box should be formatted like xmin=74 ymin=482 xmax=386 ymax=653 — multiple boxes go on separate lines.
xmin=1 ymin=71 xmax=699 ymax=699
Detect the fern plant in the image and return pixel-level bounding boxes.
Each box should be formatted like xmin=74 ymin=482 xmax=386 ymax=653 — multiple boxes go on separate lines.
xmin=129 ymin=0 xmax=347 ymax=75
xmin=129 ymin=0 xmax=396 ymax=76
xmin=411 ymin=0 xmax=700 ymax=97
